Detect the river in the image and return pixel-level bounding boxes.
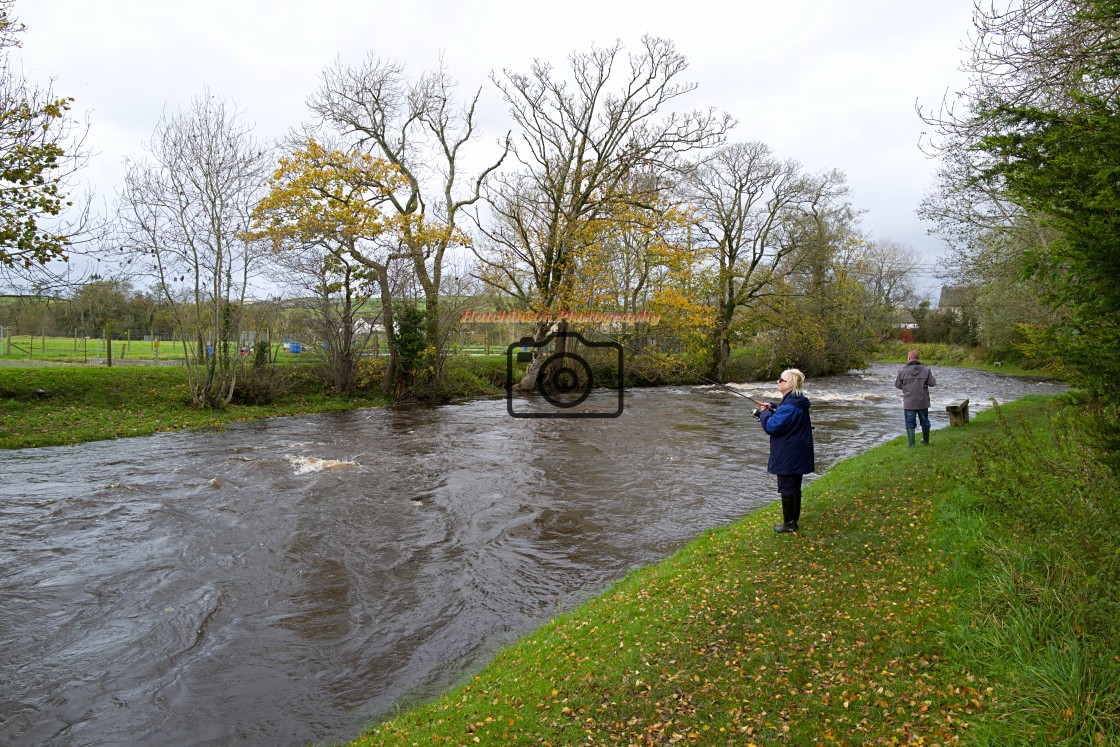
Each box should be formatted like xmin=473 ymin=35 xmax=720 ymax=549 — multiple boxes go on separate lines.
xmin=0 ymin=364 xmax=1066 ymax=746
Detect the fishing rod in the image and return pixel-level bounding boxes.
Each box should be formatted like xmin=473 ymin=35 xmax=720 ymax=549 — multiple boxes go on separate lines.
xmin=694 ymin=374 xmax=775 ymax=417
xmin=695 ymin=373 xmax=770 ymax=407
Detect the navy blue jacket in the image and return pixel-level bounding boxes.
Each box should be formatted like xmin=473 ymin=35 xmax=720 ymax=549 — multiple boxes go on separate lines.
xmin=758 ymin=393 xmax=815 ymax=476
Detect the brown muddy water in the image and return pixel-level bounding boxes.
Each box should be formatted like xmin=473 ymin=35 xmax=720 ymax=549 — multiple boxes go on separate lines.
xmin=0 ymin=364 xmax=1066 ymax=746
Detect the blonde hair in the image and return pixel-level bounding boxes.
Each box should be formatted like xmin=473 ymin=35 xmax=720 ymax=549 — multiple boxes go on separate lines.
xmin=782 ymin=368 xmax=806 ymax=396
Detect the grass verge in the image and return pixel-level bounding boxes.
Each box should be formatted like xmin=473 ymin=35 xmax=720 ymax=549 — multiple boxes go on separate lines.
xmin=873 ymin=341 xmax=1053 ymax=378
xmin=348 ymin=394 xmax=1119 ymax=746
xmin=0 ymin=365 xmax=391 ymax=449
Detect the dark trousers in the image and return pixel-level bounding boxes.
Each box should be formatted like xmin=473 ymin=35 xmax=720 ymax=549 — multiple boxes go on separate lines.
xmin=776 ymin=473 xmax=803 ymax=498
xmin=904 ymin=408 xmax=931 ymax=431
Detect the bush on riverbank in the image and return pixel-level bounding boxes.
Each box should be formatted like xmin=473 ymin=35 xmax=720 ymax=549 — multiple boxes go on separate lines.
xmin=348 ymin=394 xmax=1119 ymax=746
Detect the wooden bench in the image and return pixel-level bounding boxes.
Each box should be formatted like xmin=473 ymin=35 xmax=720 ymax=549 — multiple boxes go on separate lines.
xmin=946 ymin=398 xmax=970 ymax=426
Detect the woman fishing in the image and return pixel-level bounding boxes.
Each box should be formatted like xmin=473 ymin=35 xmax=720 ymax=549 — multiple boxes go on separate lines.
xmin=756 ymin=368 xmax=815 ymax=533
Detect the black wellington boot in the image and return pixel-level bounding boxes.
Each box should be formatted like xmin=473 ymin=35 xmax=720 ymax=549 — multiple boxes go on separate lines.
xmin=774 ymin=494 xmax=797 ymax=533
xmin=791 ymin=491 xmax=802 ymax=532
xmin=921 ymin=426 xmax=930 ymax=445
xmin=906 ymin=428 xmax=916 ymax=448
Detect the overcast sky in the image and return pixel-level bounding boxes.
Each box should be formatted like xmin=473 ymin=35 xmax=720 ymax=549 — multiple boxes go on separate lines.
xmin=16 ymin=0 xmax=975 ymax=299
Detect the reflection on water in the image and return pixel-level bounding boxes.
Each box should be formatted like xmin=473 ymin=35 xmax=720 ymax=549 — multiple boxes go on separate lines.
xmin=0 ymin=364 xmax=1065 ymax=746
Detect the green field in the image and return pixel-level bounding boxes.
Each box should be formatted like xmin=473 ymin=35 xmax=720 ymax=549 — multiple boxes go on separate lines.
xmin=0 ymin=334 xmax=497 ymax=365
xmin=0 ymin=334 xmax=184 ymax=362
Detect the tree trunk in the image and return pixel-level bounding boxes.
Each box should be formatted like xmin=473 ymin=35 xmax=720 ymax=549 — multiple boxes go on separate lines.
xmin=517 ymin=320 xmax=558 ymax=392
xmin=376 ymin=269 xmax=399 ymax=397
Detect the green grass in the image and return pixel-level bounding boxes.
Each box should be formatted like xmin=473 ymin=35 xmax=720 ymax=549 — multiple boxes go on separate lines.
xmin=0 ymin=335 xmax=189 ymax=362
xmin=0 ymin=335 xmax=321 ymax=364
xmin=0 ymin=365 xmax=390 ymax=449
xmin=346 ymin=394 xmax=1119 ymax=746
xmin=874 ymin=341 xmax=1056 ymax=378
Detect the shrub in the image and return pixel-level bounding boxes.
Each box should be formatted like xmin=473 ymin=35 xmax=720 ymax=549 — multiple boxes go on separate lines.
xmin=437 ymin=357 xmax=499 ymax=399
xmin=353 ymin=356 xmax=387 ymax=392
xmin=253 ymin=341 xmax=270 ymax=368
xmin=454 ymin=354 xmax=510 ymax=390
xmin=726 ymin=345 xmax=776 ymax=382
xmin=231 ymin=365 xmax=294 ymax=405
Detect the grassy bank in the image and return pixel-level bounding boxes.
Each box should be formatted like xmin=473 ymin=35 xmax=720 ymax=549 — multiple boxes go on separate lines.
xmin=349 ymin=394 xmax=1119 ymax=746
xmin=872 ymin=341 xmax=1055 ymax=378
xmin=3 ymin=347 xmax=1065 ymax=451
xmin=0 ymin=365 xmax=392 ymax=449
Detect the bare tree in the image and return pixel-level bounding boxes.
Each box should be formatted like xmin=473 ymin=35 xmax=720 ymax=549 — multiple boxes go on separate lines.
xmin=684 ymin=142 xmax=844 ymax=380
xmin=856 ymin=239 xmax=921 ymax=312
xmin=116 ymin=91 xmax=272 ymax=407
xmin=266 ymin=243 xmax=384 ymax=395
xmin=306 ymin=56 xmax=509 ymax=381
xmin=475 ymin=36 xmax=732 ymax=389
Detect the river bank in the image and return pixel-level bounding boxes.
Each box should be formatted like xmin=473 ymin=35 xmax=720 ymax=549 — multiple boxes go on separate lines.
xmin=0 ymin=349 xmax=1057 ymax=450
xmin=0 ymin=364 xmax=394 ymax=450
xmin=349 ymin=394 xmax=1119 ymax=746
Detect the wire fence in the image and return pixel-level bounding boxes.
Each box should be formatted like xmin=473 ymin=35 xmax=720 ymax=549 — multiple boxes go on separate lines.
xmin=0 ymin=335 xmax=181 ymax=363
xmin=0 ymin=332 xmax=508 ymax=367
xmin=0 ymin=335 xmax=283 ymax=365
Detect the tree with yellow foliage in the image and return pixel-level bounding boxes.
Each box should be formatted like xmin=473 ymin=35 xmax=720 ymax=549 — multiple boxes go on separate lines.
xmin=307 ymin=56 xmax=509 ymax=380
xmin=250 ymin=138 xmax=412 ymax=396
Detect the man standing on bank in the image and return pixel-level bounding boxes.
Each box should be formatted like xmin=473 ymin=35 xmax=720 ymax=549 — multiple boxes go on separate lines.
xmin=895 ymin=349 xmax=937 ymax=447
xmin=757 ymin=369 xmax=815 ymax=534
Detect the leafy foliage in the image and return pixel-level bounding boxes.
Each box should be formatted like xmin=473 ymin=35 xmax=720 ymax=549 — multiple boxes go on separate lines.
xmin=391 ymin=303 xmax=426 ymax=378
xmin=924 ymin=0 xmax=1120 ymax=399
xmin=976 ymin=90 xmax=1120 ymax=396
xmin=0 ymin=1 xmax=80 ymax=269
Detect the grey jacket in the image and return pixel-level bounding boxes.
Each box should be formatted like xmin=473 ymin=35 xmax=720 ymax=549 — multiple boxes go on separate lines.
xmin=895 ymin=360 xmax=937 ymax=409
